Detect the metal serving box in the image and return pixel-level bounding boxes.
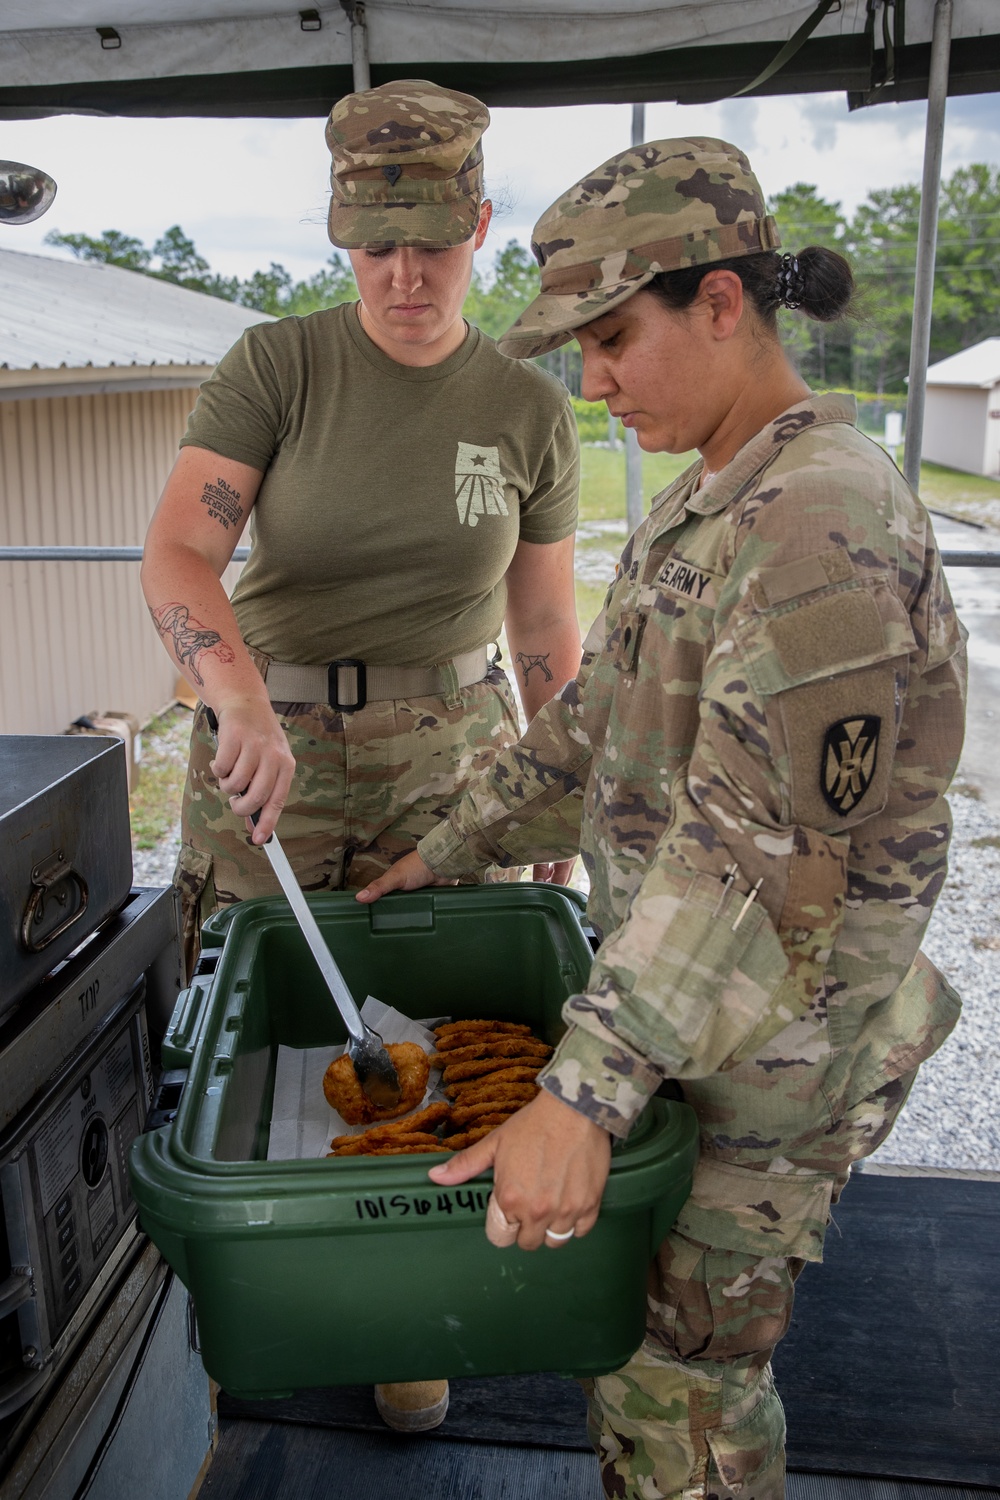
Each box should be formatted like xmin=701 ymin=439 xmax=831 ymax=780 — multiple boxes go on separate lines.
xmin=0 ymin=736 xmax=133 ymax=1019
xmin=130 ymin=886 xmax=698 ymax=1398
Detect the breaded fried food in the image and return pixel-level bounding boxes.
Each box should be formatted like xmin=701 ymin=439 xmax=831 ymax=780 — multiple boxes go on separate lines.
xmin=446 ymin=1098 xmax=524 ymax=1122
xmin=445 ymin=1066 xmax=542 ymax=1097
xmin=444 ymin=1125 xmax=497 ymax=1151
xmin=442 ymin=1056 xmax=547 ymax=1085
xmin=329 ymin=1124 xmax=447 ymax=1152
xmin=322 ymin=1041 xmax=429 ymax=1124
xmin=365 ymin=1142 xmax=452 ymax=1155
xmin=444 ymin=1110 xmax=512 ymax=1133
xmin=430 ymin=1038 xmax=552 ymax=1067
xmin=328 ymin=1131 xmax=444 ymax=1156
xmin=434 ymin=1020 xmax=532 ymax=1039
xmin=433 ymin=1029 xmax=534 ymax=1053
xmin=448 ymin=1081 xmax=539 ymax=1107
xmin=358 ymin=1101 xmax=452 ymax=1139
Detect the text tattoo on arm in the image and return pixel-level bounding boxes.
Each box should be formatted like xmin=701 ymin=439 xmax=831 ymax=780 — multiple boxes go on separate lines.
xmin=199 ymin=476 xmax=243 ymax=531
xmin=149 ymin=602 xmax=235 ymax=688
xmin=515 ymin=651 xmax=553 ymax=684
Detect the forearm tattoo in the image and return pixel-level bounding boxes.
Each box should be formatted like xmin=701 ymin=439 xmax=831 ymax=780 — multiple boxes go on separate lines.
xmin=199 ymin=476 xmax=243 ymax=531
xmin=515 ymin=651 xmax=554 ymax=684
xmin=149 ymin=601 xmax=235 ymax=688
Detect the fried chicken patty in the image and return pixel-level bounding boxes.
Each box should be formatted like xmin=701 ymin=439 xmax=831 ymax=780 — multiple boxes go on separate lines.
xmin=322 ymin=1041 xmax=429 ymax=1125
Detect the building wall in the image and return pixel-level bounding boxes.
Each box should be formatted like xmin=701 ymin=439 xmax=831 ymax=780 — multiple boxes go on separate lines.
xmin=922 ymin=385 xmax=990 ymax=475
xmin=0 ymin=386 xmax=243 ymax=735
xmin=986 ymin=382 xmax=1000 ymax=478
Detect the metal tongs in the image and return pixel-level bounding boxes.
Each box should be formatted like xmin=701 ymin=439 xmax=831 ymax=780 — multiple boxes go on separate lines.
xmin=204 ymin=709 xmax=401 ymax=1109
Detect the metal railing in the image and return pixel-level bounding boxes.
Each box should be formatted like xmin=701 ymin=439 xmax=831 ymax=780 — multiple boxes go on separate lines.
xmin=0 ymin=547 xmax=251 ymax=562
xmin=0 ymin=547 xmax=995 ymax=567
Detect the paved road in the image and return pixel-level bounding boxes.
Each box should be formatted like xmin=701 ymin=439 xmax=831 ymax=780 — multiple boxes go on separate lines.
xmin=934 ymin=512 xmax=1000 ymax=812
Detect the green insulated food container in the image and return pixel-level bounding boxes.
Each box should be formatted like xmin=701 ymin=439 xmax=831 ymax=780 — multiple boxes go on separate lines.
xmin=129 ymin=885 xmax=698 ymax=1398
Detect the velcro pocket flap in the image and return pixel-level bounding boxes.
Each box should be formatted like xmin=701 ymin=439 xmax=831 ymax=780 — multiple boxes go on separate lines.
xmin=736 ymin=579 xmax=915 ymax=698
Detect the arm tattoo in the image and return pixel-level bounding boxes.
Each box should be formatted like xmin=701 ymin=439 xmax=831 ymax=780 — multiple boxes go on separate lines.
xmin=515 ymin=651 xmax=554 ymax=684
xmin=199 ymin=476 xmax=244 ymax=531
xmin=149 ymin=602 xmax=236 ymax=688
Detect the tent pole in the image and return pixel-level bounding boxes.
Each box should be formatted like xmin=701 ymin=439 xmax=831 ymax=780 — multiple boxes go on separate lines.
xmin=903 ymin=0 xmax=952 ymax=491
xmin=625 ymin=103 xmax=646 ymax=534
xmin=341 ymin=2 xmax=371 ymax=91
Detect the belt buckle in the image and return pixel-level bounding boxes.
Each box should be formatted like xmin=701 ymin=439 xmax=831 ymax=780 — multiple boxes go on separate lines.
xmin=328 ymin=658 xmax=367 ymax=712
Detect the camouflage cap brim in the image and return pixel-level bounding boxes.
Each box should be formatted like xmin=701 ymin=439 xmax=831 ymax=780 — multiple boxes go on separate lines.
xmin=497 ymin=272 xmax=654 ymax=359
xmin=328 ymin=191 xmax=481 ymax=250
xmin=499 ymin=137 xmax=781 ymax=360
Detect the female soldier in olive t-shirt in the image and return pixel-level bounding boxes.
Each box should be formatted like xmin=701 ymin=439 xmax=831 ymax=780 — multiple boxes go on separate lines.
xmin=141 ymin=80 xmax=581 ymax=975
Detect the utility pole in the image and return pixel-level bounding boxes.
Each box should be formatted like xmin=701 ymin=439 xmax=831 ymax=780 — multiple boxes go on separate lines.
xmin=625 ymin=103 xmax=645 ymax=534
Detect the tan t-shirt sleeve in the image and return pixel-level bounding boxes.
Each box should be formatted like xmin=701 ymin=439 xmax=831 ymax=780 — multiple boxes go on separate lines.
xmin=517 ymin=393 xmax=580 ymax=546
xmin=180 ymin=325 xmax=284 ymax=473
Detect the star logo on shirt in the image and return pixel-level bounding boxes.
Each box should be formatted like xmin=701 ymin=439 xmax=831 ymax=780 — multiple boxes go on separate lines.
xmin=454 ymin=442 xmax=507 ymax=527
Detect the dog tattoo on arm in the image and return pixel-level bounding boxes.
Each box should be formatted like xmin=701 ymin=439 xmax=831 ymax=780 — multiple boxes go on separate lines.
xmin=515 ymin=651 xmax=553 ymax=684
xmin=150 ymin=602 xmax=236 ymax=688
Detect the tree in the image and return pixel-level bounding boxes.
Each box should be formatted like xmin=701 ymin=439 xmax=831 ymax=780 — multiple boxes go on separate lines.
xmin=464 ymin=238 xmax=539 ymax=339
xmin=44 ymin=227 xmax=152 ymax=272
xmin=282 ymin=254 xmax=358 ymax=316
xmin=768 ymin=184 xmax=851 ymax=388
xmin=933 ymin=163 xmax=1000 ymax=354
xmin=847 ymin=184 xmax=922 ymax=395
xmin=42 ymin=222 xmax=358 ymax=316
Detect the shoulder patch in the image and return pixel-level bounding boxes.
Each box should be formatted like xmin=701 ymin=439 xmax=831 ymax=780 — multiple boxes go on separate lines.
xmin=822 ymin=716 xmax=880 ymax=815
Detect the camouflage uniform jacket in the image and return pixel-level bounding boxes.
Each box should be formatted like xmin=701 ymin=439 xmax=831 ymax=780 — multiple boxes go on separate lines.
xmin=418 ymin=394 xmax=967 ymax=1262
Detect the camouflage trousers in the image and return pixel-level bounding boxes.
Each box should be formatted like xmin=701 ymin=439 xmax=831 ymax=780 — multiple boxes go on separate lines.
xmin=585 ymin=1070 xmax=917 ymax=1500
xmin=174 ymin=666 xmax=520 ymax=976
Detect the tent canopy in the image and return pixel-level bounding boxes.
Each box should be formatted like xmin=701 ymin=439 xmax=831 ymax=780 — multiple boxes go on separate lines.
xmin=0 ymin=0 xmax=998 ymax=119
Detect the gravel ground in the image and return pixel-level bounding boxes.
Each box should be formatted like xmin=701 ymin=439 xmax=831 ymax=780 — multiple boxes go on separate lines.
xmin=932 ymin=497 xmax=1000 ymax=531
xmin=866 ymin=788 xmax=1000 ymax=1171
xmin=132 ymin=822 xmax=182 ymax=887
xmin=132 ymin=723 xmax=1000 ymax=1173
xmin=130 ymin=709 xmax=189 ymax=887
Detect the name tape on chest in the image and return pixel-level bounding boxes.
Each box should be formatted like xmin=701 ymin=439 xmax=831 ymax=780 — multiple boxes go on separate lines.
xmin=657 ymin=555 xmax=722 ymax=608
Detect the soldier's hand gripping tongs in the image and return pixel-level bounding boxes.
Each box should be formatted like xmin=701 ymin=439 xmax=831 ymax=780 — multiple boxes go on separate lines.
xmin=204 ymin=709 xmax=401 ymax=1109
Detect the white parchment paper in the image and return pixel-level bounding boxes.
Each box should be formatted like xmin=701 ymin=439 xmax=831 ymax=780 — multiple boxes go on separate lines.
xmin=267 ymin=997 xmax=447 ymax=1160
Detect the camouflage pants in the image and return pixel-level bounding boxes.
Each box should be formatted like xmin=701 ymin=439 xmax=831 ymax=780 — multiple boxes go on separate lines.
xmin=174 ymin=666 xmax=520 ymax=975
xmin=585 ymin=1071 xmax=917 ymax=1500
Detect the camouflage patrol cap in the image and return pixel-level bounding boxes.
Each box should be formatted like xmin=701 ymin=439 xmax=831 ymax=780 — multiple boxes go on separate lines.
xmin=326 ymin=79 xmax=489 ymax=249
xmin=498 ymin=137 xmax=781 ymax=358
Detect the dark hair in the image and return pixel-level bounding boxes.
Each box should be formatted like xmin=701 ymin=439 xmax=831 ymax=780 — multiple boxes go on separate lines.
xmin=646 ymin=247 xmax=855 ymax=330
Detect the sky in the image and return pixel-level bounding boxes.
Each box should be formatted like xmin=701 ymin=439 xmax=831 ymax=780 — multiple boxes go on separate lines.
xmin=2 ymin=90 xmax=998 ymax=283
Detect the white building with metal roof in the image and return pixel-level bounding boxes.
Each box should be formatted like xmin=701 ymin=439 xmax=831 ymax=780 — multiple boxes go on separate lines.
xmin=0 ymin=246 xmax=274 ymax=736
xmin=923 ymin=337 xmax=1000 ymax=480
xmin=0 ymin=244 xmax=271 ymax=396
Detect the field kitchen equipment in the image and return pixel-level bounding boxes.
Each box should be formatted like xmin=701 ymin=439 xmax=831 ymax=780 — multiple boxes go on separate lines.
xmin=0 ymin=736 xmax=133 ymax=1020
xmin=130 ymin=885 xmax=699 ymax=1398
xmin=0 ymin=734 xmax=212 ymax=1500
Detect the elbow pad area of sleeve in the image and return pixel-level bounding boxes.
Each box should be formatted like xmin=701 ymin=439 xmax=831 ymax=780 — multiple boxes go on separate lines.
xmin=591 ymin=869 xmax=795 ymax=1081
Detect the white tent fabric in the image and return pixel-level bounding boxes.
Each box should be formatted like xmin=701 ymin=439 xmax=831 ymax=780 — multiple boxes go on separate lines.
xmin=0 ymin=0 xmax=996 ymax=97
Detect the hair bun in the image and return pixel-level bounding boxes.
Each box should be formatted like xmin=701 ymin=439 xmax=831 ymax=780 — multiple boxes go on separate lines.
xmin=792 ymin=246 xmax=855 ymax=322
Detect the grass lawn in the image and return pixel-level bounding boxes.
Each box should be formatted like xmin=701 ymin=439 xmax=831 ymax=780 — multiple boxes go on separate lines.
xmin=128 ymin=709 xmax=190 ymax=849
xmin=579 ymin=446 xmax=695 ymax=522
xmin=916 ymin=461 xmax=1000 ymax=514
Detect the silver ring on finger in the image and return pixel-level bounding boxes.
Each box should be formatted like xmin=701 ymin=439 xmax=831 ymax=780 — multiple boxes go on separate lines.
xmin=544 ymin=1226 xmax=576 ymax=1242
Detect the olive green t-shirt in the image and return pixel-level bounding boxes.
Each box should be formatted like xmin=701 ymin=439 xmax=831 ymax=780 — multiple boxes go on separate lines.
xmin=180 ymin=302 xmax=579 ymax=666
